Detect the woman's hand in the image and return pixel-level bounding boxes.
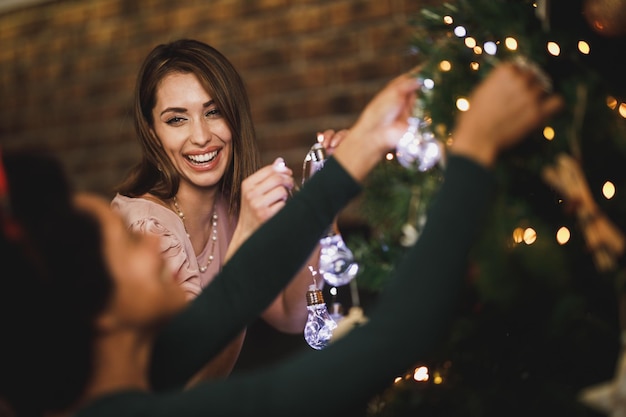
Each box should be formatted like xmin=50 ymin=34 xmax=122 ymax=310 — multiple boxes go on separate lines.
xmin=451 ymin=61 xmax=564 ymax=167
xmin=317 ymin=129 xmax=349 ymax=156
xmin=225 ymin=158 xmax=294 ymax=262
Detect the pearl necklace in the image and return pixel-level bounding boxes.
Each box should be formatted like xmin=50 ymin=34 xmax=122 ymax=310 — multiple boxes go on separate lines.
xmin=172 ymin=196 xmax=218 ymax=273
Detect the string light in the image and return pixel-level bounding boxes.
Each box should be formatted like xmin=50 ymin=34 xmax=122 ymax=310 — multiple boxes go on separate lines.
xmin=547 ymin=41 xmax=561 ymax=56
xmin=512 ymin=227 xmax=538 ymax=245
xmin=413 ymin=366 xmax=429 ymax=382
xmin=543 ymin=126 xmax=555 ymax=141
xmin=439 ymin=60 xmax=452 ymax=71
xmin=504 ymin=37 xmax=518 ymax=50
xmin=556 ymin=227 xmax=571 ymax=245
xmin=523 ymin=228 xmax=537 ymax=245
xmin=578 ymin=40 xmax=590 ymax=54
xmin=603 ymin=181 xmax=616 ymax=199
xmin=484 ymin=41 xmax=497 ymax=55
xmin=456 ymin=97 xmax=470 ymax=111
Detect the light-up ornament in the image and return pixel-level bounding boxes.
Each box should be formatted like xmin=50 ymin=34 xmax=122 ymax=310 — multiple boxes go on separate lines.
xmin=395 ymin=78 xmax=442 ymax=172
xmin=304 ymin=283 xmax=337 ymax=350
xmin=302 ymin=140 xmax=359 ymax=286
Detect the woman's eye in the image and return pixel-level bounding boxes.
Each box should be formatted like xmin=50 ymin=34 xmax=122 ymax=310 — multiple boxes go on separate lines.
xmin=165 ymin=116 xmax=185 ymax=125
xmin=206 ymin=108 xmax=221 ymax=118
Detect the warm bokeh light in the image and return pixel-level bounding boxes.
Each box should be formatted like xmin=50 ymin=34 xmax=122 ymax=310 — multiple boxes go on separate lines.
xmin=547 ymin=41 xmax=561 ymax=56
xmin=433 ymin=371 xmax=443 ymax=385
xmin=456 ymin=97 xmax=470 ymax=111
xmin=523 ymin=228 xmax=537 ymax=244
xmin=556 ymin=227 xmax=570 ymax=245
xmin=603 ymin=181 xmax=616 ymax=199
xmin=465 ymin=37 xmax=477 ymax=48
xmin=443 ymin=15 xmax=453 ymax=25
xmin=385 ymin=152 xmax=394 ymax=161
xmin=470 ymin=61 xmax=480 ymax=71
xmin=543 ymin=126 xmax=555 ymax=141
xmin=504 ymin=37 xmax=518 ymax=50
xmin=473 ymin=45 xmax=483 ymax=55
xmin=619 ymin=103 xmax=626 ymax=119
xmin=393 ymin=376 xmax=403 ymax=384
xmin=439 ymin=60 xmax=452 ymax=71
xmin=413 ymin=366 xmax=429 ymax=382
xmin=513 ymin=227 xmax=524 ymax=244
xmin=607 ymin=96 xmax=618 ymax=110
xmin=578 ymin=40 xmax=590 ymax=54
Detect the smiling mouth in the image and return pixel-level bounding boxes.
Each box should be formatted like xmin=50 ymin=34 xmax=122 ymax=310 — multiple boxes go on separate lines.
xmin=186 ymin=150 xmax=218 ymax=164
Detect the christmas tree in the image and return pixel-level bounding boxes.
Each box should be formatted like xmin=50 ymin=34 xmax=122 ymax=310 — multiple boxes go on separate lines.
xmin=346 ymin=0 xmax=626 ymax=415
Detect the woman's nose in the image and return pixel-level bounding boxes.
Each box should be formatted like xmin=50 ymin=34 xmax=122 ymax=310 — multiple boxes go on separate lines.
xmin=190 ymin=121 xmax=212 ymax=146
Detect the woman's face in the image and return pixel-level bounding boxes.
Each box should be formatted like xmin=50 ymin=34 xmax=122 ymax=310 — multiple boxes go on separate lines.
xmin=151 ymin=72 xmax=233 ymax=190
xmin=75 ymin=194 xmax=187 ymax=330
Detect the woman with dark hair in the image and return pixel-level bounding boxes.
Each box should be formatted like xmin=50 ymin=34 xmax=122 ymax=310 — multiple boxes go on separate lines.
xmin=112 ymin=39 xmax=346 ymax=379
xmin=0 ymin=62 xmax=562 ymax=417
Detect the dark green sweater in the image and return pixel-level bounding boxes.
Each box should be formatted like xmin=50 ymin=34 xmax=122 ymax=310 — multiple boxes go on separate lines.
xmin=75 ymin=155 xmax=494 ymax=417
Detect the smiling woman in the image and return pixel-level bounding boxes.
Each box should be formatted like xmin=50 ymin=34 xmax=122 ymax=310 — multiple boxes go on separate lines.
xmin=0 ymin=60 xmax=564 ymax=417
xmin=111 ymin=39 xmax=343 ymax=384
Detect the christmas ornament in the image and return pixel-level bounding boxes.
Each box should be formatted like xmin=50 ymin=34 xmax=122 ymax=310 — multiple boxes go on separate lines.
xmin=395 ymin=80 xmax=442 ymax=172
xmin=583 ymin=0 xmax=626 ymax=37
xmin=304 ymin=282 xmax=337 ymax=350
xmin=302 ymin=139 xmax=359 ymax=286
xmin=318 ymin=231 xmax=359 ymax=286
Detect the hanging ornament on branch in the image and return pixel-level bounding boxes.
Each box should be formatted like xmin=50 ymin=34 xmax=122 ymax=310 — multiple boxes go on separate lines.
xmin=395 ymin=78 xmax=443 ymax=172
xmin=302 ymin=138 xmax=359 ymax=287
xmin=303 ymin=266 xmax=337 ymax=350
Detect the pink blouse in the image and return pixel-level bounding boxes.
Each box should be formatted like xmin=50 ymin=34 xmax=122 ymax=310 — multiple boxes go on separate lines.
xmin=111 ymin=194 xmax=237 ymax=299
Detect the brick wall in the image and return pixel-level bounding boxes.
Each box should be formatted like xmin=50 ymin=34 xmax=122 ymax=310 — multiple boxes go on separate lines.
xmin=0 ymin=0 xmax=436 ymax=197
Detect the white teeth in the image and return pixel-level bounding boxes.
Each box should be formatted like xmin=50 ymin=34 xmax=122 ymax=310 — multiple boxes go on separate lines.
xmin=187 ymin=151 xmax=218 ymax=163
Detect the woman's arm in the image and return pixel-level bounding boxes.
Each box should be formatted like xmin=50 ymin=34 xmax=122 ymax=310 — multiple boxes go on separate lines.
xmin=150 ymin=158 xmax=363 ymax=390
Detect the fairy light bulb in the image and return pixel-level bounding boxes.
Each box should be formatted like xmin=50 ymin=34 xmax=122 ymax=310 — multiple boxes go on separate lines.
xmin=318 ymin=232 xmax=359 ymax=286
xmin=304 ymin=284 xmax=337 ymax=350
xmin=396 ymin=80 xmax=442 ymax=172
xmin=302 ymin=139 xmax=359 ymax=287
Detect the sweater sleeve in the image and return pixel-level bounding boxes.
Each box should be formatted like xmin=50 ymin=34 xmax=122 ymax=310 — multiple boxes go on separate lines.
xmin=75 ymin=155 xmax=496 ymax=417
xmin=176 ymin=155 xmax=495 ymax=417
xmin=149 ymin=157 xmax=362 ymax=390
xmin=248 ymin=155 xmax=496 ymax=415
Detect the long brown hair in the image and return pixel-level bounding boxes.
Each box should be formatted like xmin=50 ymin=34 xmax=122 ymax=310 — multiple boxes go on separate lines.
xmin=117 ymin=39 xmax=261 ymax=216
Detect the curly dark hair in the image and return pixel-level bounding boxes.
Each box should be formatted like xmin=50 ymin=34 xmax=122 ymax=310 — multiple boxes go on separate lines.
xmin=0 ymin=149 xmax=113 ymax=416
